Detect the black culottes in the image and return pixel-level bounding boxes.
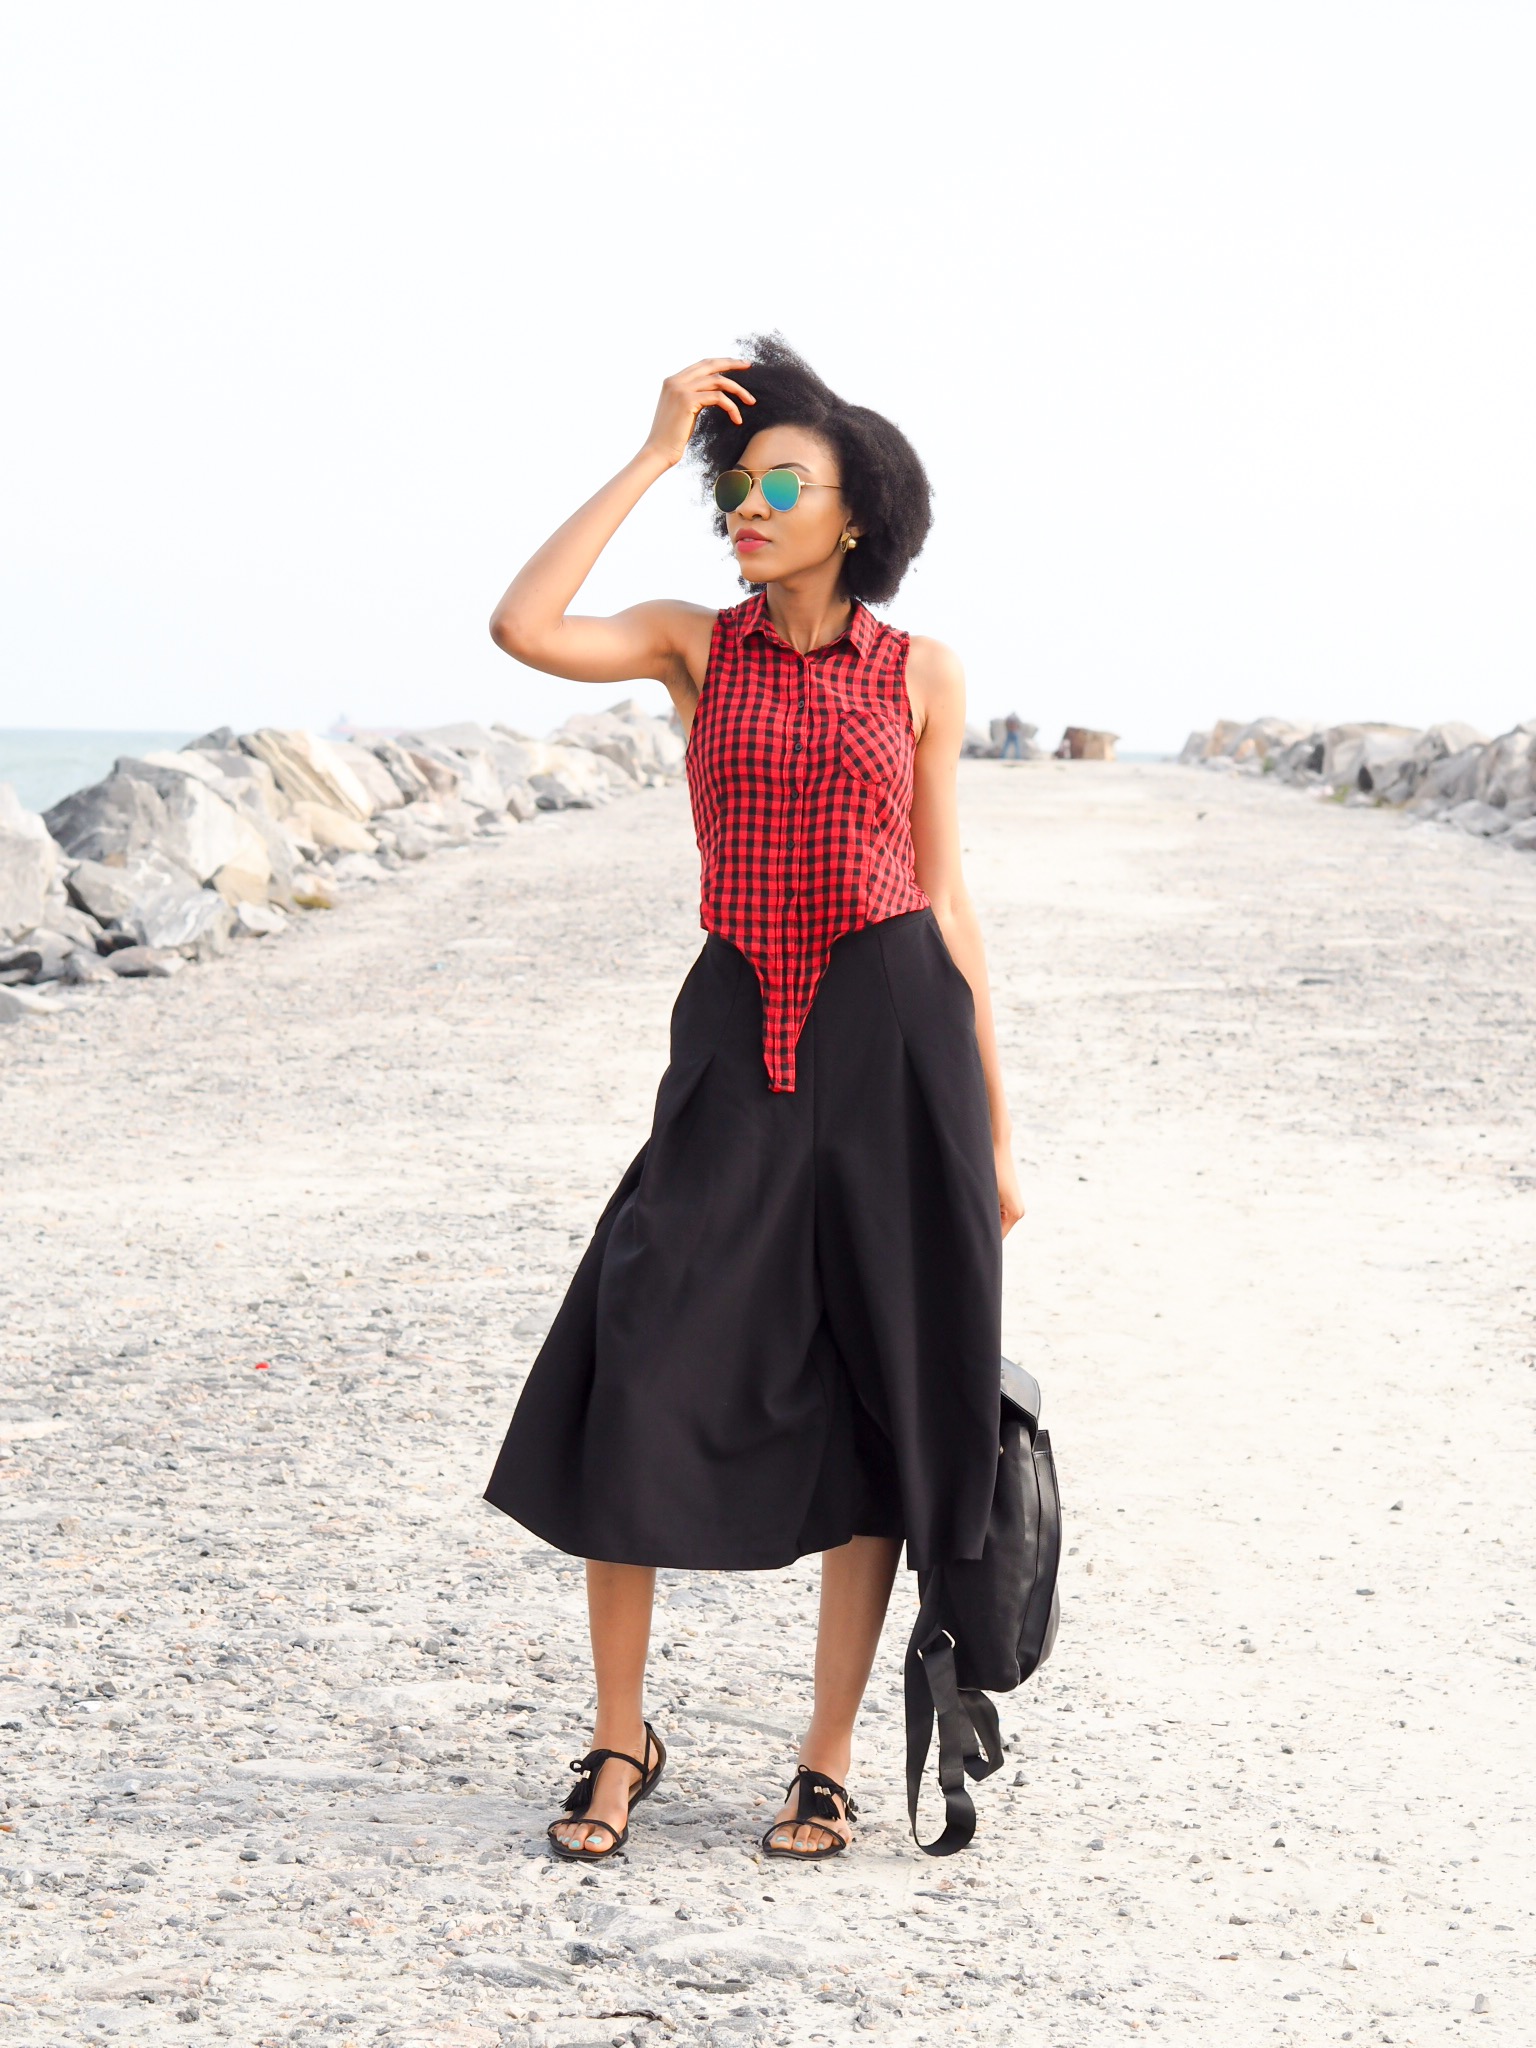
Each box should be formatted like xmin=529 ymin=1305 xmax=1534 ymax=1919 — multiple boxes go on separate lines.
xmin=482 ymin=906 xmax=1002 ymax=1573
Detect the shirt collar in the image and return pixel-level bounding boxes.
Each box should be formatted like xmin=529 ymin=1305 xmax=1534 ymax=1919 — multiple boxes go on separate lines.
xmin=740 ymin=589 xmax=880 ymax=659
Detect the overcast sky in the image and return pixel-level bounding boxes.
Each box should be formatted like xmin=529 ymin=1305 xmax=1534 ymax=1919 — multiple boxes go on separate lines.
xmin=2 ymin=2 xmax=1532 ymax=754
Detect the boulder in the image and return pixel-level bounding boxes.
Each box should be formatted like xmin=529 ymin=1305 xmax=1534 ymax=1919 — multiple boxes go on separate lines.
xmin=1408 ymin=745 xmax=1487 ymax=812
xmin=234 ymin=900 xmax=288 ymax=936
xmin=0 ymin=784 xmax=62 ymax=941
xmin=1203 ymin=720 xmax=1246 ymax=758
xmin=1442 ymin=799 xmax=1510 ymax=837
xmin=0 ymin=945 xmax=43 ymax=984
xmin=324 ymin=739 xmax=407 ymax=814
xmin=396 ymin=732 xmax=505 ymax=812
xmin=1505 ymin=818 xmax=1536 ymax=852
xmin=1471 ymin=722 xmax=1536 ymax=809
xmin=285 ymin=800 xmax=378 ymax=855
xmin=1270 ymin=733 xmax=1326 ymax=780
xmin=1223 ymin=716 xmax=1313 ymax=763
xmin=157 ymin=745 xmax=285 ymax=818
xmin=1059 ymin=727 xmax=1120 ymax=761
xmin=1317 ymin=723 xmax=1419 ymax=790
xmin=65 ymin=849 xmax=232 ymax=950
xmin=552 ymin=700 xmax=687 ymax=781
xmin=371 ymin=739 xmax=433 ymax=803
xmin=61 ymin=947 xmax=117 ymax=984
xmin=105 ymin=945 xmax=186 ymax=977
xmin=1 ymin=930 xmax=76 ymax=983
xmin=43 ymin=772 xmax=174 ymax=868
xmin=109 ymin=759 xmax=262 ymax=883
xmin=239 ymin=729 xmax=373 ymax=822
xmin=1178 ymin=731 xmax=1212 ymax=764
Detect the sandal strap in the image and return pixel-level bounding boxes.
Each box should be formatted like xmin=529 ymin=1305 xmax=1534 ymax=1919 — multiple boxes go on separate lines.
xmin=561 ymin=1747 xmax=646 ymax=1817
xmin=560 ymin=1727 xmax=659 ymax=1817
xmin=548 ymin=1814 xmax=621 ymax=1848
xmin=787 ymin=1765 xmax=857 ymax=1827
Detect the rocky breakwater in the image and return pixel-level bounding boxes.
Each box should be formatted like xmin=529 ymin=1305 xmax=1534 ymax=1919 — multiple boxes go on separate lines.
xmin=0 ymin=702 xmax=684 ymax=1021
xmin=1178 ymin=714 xmax=1536 ymax=852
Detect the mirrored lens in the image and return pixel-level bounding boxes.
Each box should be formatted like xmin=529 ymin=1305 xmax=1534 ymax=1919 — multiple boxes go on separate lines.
xmin=760 ymin=469 xmax=802 ymax=512
xmin=713 ymin=469 xmax=751 ymax=513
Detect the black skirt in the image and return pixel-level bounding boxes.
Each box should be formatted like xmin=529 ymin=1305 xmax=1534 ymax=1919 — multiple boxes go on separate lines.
xmin=482 ymin=906 xmax=1002 ymax=1572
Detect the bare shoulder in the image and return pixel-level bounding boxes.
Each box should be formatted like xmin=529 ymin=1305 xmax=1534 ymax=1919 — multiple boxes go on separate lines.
xmin=905 ymin=635 xmax=966 ymax=749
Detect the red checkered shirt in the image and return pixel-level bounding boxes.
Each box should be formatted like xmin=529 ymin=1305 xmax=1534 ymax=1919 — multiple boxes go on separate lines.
xmin=685 ymin=590 xmax=931 ymax=1092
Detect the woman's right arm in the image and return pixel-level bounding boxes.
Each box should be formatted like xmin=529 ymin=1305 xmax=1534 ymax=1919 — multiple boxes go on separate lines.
xmin=488 ymin=357 xmax=755 ymax=688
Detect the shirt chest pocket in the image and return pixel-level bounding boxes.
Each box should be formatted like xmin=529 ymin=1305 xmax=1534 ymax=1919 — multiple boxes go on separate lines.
xmin=836 ymin=707 xmax=908 ymax=788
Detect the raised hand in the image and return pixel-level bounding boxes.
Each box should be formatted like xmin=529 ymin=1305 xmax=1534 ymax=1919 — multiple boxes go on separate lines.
xmin=642 ymin=358 xmax=756 ymax=468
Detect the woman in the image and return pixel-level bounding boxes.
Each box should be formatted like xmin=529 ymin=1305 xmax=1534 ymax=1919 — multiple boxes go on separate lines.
xmin=482 ymin=337 xmax=1025 ymax=1861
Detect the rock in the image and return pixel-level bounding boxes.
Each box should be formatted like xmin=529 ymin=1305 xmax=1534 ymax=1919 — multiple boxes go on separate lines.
xmin=212 ymin=850 xmax=275 ymax=906
xmin=43 ymin=771 xmax=175 ymax=867
xmin=503 ymin=780 xmax=539 ymax=823
xmin=553 ymin=701 xmax=686 ymax=782
xmin=1470 ymin=721 xmax=1536 ymax=810
xmin=234 ymin=900 xmax=288 ymax=936
xmin=397 ymin=733 xmax=504 ymax=813
xmin=239 ymin=730 xmax=373 ymax=822
xmin=290 ymin=870 xmax=338 ymax=910
xmin=372 ymin=797 xmax=477 ymax=846
xmin=0 ymin=784 xmax=62 ymax=941
xmin=0 ymin=984 xmax=66 ymax=1021
xmin=1178 ymin=731 xmax=1212 ymax=764
xmin=64 ymin=850 xmax=231 ymax=950
xmin=110 ymin=759 xmax=265 ymax=884
xmin=326 ymin=851 xmax=389 ymax=884
xmin=529 ymin=770 xmax=596 ymax=811
xmin=1059 ymin=727 xmax=1120 ymax=761
xmin=1202 ymin=720 xmax=1247 ymax=758
xmin=1502 ymin=818 xmax=1536 ymax=852
xmin=1409 ymin=743 xmax=1487 ymax=813
xmin=371 ymin=738 xmax=433 ymax=803
xmin=2 ymin=930 xmax=76 ymax=983
xmin=0 ymin=947 xmax=44 ymax=984
xmin=103 ymin=946 xmax=186 ymax=977
xmin=1318 ymin=723 xmax=1420 ymax=791
xmin=1443 ymin=799 xmax=1509 ymax=837
xmin=323 ymin=740 xmax=407 ymax=814
xmin=62 ymin=948 xmax=118 ymax=984
xmin=285 ymin=800 xmax=377 ymax=855
xmin=1225 ymin=716 xmax=1313 ymax=764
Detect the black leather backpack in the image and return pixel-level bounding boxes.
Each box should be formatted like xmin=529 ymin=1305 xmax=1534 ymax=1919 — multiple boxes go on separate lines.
xmin=903 ymin=1354 xmax=1062 ymax=1854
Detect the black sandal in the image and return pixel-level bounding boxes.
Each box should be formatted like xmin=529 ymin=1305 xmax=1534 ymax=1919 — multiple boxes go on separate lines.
xmin=546 ymin=1721 xmax=666 ymax=1862
xmin=759 ymin=1764 xmax=858 ymax=1859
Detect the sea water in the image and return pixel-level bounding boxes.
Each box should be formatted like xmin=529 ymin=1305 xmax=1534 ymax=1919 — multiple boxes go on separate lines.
xmin=0 ymin=730 xmax=199 ymax=816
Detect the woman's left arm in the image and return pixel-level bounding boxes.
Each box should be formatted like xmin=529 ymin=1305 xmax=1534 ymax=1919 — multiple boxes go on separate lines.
xmin=905 ymin=636 xmax=1026 ymax=1238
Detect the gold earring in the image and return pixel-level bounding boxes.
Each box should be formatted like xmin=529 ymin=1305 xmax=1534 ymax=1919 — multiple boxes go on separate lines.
xmin=839 ymin=533 xmax=857 ymax=553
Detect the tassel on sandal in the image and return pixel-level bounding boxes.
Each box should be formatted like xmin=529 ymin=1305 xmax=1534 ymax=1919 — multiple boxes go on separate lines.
xmin=546 ymin=1721 xmax=666 ymax=1862
xmin=760 ymin=1764 xmax=858 ymax=1859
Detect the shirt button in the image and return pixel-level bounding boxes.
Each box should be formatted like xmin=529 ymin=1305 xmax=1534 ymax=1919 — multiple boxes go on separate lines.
xmin=792 ymin=741 xmax=803 ymax=752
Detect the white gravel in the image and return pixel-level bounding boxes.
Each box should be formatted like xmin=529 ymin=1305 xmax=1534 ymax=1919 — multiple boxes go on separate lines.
xmin=2 ymin=760 xmax=1533 ymax=2047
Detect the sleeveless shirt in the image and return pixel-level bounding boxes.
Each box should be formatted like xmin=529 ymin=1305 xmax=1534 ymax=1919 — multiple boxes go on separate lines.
xmin=685 ymin=590 xmax=931 ymax=1092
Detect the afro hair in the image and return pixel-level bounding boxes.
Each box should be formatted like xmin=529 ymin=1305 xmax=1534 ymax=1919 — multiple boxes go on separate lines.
xmin=687 ymin=333 xmax=932 ymax=607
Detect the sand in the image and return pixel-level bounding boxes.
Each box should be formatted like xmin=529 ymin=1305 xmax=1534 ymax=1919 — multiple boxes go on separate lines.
xmin=2 ymin=759 xmax=1532 ymax=2046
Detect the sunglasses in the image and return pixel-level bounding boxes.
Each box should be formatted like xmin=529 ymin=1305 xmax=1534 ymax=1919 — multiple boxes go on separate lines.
xmin=713 ymin=467 xmax=841 ymax=514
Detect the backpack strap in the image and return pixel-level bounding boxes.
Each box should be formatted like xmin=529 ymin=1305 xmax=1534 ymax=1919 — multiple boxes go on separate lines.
xmin=904 ymin=1572 xmax=1008 ymax=1856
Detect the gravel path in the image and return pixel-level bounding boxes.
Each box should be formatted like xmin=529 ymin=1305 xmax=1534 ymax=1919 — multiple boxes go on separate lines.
xmin=3 ymin=761 xmax=1533 ymax=2047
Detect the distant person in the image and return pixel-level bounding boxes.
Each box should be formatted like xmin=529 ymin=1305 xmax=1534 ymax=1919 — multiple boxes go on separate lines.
xmin=999 ymin=711 xmax=1026 ymax=759
xmin=481 ymin=338 xmax=1025 ymax=1865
